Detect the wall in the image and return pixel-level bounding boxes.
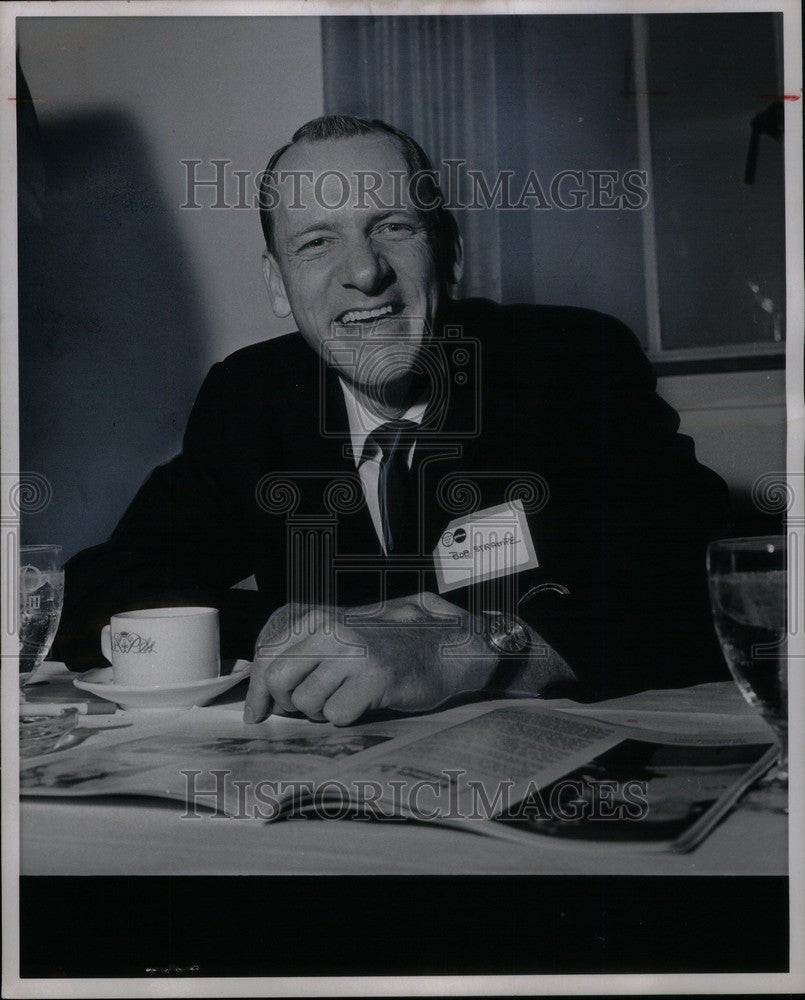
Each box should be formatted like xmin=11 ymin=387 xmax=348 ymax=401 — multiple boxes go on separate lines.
xmin=18 ymin=16 xmax=324 ymax=558
xmin=659 ymin=371 xmax=787 ymax=531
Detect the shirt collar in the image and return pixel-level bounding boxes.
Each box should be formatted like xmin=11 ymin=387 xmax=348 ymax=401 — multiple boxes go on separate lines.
xmin=338 ymin=378 xmax=428 ymax=467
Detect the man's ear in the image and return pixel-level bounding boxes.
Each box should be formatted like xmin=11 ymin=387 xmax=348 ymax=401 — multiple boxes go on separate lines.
xmin=448 ymin=231 xmax=464 ymax=287
xmin=261 ymin=250 xmax=292 ymax=318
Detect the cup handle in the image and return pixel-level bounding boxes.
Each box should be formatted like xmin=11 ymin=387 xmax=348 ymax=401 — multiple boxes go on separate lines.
xmin=101 ymin=625 xmax=112 ymax=663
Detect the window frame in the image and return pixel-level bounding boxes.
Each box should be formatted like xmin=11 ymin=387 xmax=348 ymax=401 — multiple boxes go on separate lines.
xmin=632 ymin=14 xmax=786 ymax=374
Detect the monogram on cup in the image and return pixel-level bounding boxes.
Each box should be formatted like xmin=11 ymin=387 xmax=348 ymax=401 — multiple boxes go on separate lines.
xmin=111 ymin=631 xmax=156 ymax=654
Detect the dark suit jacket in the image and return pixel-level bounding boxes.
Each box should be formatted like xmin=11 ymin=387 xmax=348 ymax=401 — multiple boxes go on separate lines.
xmin=53 ymin=298 xmax=731 ymax=700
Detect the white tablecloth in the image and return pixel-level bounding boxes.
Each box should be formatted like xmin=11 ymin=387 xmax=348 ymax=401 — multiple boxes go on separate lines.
xmin=19 ymin=667 xmax=788 ymax=876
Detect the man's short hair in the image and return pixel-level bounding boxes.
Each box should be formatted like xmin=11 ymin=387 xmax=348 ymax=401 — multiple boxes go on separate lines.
xmin=258 ymin=115 xmax=460 ymax=284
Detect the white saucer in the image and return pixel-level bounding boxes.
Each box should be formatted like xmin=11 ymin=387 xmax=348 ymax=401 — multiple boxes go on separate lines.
xmin=73 ymin=660 xmax=252 ymax=710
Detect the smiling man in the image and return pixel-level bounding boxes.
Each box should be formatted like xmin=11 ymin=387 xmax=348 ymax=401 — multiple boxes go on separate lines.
xmin=261 ymin=131 xmax=444 ymax=407
xmin=53 ymin=115 xmax=731 ymax=722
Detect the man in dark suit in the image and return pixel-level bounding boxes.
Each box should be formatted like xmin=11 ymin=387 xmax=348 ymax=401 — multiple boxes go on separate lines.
xmin=53 ymin=115 xmax=730 ymax=723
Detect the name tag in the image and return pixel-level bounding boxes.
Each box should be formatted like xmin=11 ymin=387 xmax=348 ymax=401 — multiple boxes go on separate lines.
xmin=433 ymin=499 xmax=539 ymax=594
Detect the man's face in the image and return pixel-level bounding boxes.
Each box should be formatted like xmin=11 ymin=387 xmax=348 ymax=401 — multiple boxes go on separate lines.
xmin=264 ymin=135 xmax=443 ymax=405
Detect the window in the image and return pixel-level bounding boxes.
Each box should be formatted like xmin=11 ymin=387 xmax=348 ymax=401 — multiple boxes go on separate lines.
xmin=322 ymin=13 xmax=786 ymax=372
xmin=635 ymin=13 xmax=785 ymax=370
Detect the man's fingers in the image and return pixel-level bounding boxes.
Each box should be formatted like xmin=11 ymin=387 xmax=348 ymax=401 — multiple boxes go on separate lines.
xmin=245 ymin=633 xmax=328 ymax=721
xmin=322 ymin=677 xmax=377 ymax=726
xmin=266 ymin=653 xmax=325 ymax=713
xmin=246 ymin=612 xmax=361 ymax=723
xmin=289 ymin=658 xmax=354 ymax=720
xmin=243 ymin=662 xmax=276 ymax=724
xmin=267 ymin=628 xmax=349 ymax=698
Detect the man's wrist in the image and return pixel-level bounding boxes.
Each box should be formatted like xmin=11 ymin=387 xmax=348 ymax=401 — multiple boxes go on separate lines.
xmin=485 ymin=649 xmax=531 ymax=695
xmin=479 ymin=611 xmax=531 ymax=694
xmin=483 ymin=617 xmax=575 ymax=696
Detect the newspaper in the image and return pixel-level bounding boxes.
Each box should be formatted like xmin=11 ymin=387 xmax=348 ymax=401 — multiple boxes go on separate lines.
xmin=19 ymin=696 xmax=777 ymax=851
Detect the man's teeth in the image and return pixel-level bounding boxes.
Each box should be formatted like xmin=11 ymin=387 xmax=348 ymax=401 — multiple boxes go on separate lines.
xmin=339 ymin=305 xmax=395 ymax=325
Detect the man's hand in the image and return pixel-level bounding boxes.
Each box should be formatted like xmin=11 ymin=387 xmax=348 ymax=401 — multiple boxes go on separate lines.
xmin=243 ymin=593 xmax=499 ymax=726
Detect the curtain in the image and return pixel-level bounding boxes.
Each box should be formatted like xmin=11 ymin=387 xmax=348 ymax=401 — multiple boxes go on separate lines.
xmin=321 ymin=14 xmax=647 ymax=340
xmin=322 ymin=15 xmax=525 ymax=303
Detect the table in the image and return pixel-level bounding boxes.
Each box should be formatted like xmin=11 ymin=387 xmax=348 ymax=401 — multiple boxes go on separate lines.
xmin=19 ymin=666 xmax=788 ymax=876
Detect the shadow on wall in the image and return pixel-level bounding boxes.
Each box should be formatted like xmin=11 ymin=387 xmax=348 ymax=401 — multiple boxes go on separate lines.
xmin=19 ymin=108 xmax=211 ymax=560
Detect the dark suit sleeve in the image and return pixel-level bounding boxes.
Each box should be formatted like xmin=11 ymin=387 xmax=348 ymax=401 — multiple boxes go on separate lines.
xmin=52 ymin=361 xmax=273 ymax=671
xmin=514 ymin=314 xmax=731 ymax=701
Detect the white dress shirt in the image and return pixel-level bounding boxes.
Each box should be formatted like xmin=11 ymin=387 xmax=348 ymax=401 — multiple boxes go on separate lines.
xmin=339 ymin=378 xmax=428 ymax=554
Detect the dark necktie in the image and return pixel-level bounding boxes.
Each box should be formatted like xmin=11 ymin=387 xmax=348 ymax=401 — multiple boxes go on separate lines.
xmin=365 ymin=419 xmax=419 ymax=554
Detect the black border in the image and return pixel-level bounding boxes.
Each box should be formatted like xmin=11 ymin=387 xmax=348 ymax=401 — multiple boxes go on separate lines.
xmin=20 ymin=875 xmax=789 ymax=978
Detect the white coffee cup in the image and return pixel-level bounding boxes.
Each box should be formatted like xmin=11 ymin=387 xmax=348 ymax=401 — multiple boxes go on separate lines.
xmin=100 ymin=607 xmax=220 ymax=687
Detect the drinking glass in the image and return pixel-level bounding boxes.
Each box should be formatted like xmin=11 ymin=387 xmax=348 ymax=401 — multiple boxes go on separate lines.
xmin=19 ymin=544 xmax=64 ymax=688
xmin=707 ymin=536 xmax=787 ymax=810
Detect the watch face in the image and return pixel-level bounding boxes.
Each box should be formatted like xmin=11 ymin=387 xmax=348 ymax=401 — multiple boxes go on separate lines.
xmin=489 ymin=617 xmax=529 ymax=654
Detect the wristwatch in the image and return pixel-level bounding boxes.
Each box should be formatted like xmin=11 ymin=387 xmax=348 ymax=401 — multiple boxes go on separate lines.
xmin=481 ymin=583 xmax=571 ymax=656
xmin=481 ymin=585 xmax=571 ymax=694
xmin=480 ymin=611 xmax=530 ymax=695
xmin=480 ymin=610 xmax=531 ymax=655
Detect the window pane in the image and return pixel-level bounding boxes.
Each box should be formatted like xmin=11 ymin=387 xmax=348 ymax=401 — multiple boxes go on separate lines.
xmin=647 ymin=13 xmax=785 ymax=351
